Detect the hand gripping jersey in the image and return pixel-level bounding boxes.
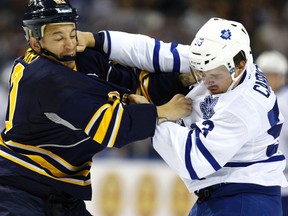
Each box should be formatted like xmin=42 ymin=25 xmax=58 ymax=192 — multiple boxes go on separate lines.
xmin=153 ymin=62 xmax=288 ymax=192
xmin=0 ymin=37 xmax=190 ymax=200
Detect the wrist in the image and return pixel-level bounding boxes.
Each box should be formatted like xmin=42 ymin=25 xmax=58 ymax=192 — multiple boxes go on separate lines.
xmin=157 ymin=117 xmax=169 ymax=125
xmin=86 ymin=32 xmax=95 ymax=48
xmin=156 ymin=106 xmax=168 ymax=124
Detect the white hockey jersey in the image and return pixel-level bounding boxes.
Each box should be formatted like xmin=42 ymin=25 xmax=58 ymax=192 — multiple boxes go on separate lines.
xmin=153 ymin=62 xmax=288 ymax=192
xmin=100 ymin=30 xmax=287 ymax=192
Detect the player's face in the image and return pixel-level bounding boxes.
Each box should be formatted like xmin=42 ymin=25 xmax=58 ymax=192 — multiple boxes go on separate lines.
xmin=40 ymin=23 xmax=77 ymax=69
xmin=200 ymin=65 xmax=233 ymax=94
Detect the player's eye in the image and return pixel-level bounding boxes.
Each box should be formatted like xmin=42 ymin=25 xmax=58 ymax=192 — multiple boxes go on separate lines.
xmin=54 ymin=37 xmax=63 ymax=41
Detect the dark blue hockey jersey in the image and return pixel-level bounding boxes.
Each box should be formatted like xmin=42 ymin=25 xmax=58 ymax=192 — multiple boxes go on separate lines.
xmin=0 ymin=43 xmax=189 ymax=199
xmin=0 ymin=48 xmax=159 ymax=199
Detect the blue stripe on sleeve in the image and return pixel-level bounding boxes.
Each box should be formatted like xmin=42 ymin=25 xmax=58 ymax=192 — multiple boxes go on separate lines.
xmin=170 ymin=43 xmax=180 ymax=72
xmin=104 ymin=30 xmax=112 ymax=57
xmin=194 ymin=127 xmax=222 ymax=171
xmin=224 ymin=155 xmax=285 ymax=167
xmin=185 ymin=130 xmax=199 ymax=179
xmin=153 ymin=39 xmax=161 ymax=73
xmin=268 ymin=100 xmax=280 ymax=126
xmin=268 ymin=100 xmax=282 ymax=139
xmin=268 ymin=124 xmax=282 ymax=139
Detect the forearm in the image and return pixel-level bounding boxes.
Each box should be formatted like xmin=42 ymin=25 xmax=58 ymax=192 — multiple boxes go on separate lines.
xmin=94 ymin=30 xmax=191 ymax=73
xmin=77 ymin=30 xmax=192 ymax=74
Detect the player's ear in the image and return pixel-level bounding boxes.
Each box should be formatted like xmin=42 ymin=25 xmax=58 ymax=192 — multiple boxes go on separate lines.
xmin=235 ymin=60 xmax=246 ymax=76
xmin=239 ymin=60 xmax=246 ymax=71
xmin=29 ymin=37 xmax=41 ymax=53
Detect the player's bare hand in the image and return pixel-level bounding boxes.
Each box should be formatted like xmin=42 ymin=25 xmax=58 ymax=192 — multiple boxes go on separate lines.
xmin=156 ymin=94 xmax=192 ymax=124
xmin=77 ymin=31 xmax=95 ymax=52
xmin=128 ymin=94 xmax=150 ymax=104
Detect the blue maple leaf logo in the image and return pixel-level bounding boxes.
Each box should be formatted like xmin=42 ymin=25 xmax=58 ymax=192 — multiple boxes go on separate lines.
xmin=220 ymin=29 xmax=232 ymax=40
xmin=200 ymin=96 xmax=219 ymax=119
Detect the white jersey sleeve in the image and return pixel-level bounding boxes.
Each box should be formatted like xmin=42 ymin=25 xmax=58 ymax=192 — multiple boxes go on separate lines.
xmin=100 ymin=30 xmax=191 ymax=73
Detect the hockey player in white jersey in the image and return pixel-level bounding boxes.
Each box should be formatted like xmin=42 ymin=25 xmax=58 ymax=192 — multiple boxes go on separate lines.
xmin=151 ymin=18 xmax=287 ymax=216
xmin=78 ymin=17 xmax=287 ymax=215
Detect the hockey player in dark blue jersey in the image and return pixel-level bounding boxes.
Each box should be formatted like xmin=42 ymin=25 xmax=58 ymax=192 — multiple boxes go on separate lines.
xmin=0 ymin=0 xmax=194 ymax=215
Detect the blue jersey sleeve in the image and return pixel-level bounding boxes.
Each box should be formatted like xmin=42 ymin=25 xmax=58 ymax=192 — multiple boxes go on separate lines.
xmin=35 ymin=61 xmax=157 ymax=148
xmin=76 ymin=47 xmax=190 ymax=105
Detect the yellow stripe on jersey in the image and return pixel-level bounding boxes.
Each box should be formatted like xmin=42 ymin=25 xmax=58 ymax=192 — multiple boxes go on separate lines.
xmin=0 ymin=149 xmax=91 ymax=186
xmin=93 ymin=100 xmax=122 ymax=145
xmin=3 ymin=140 xmax=92 ymax=172
xmin=139 ymin=71 xmax=152 ymax=103
xmin=0 ymin=140 xmax=91 ymax=185
xmin=84 ymin=104 xmax=111 ymax=134
xmin=106 ymin=103 xmax=124 ymax=147
xmin=26 ymin=154 xmax=90 ymax=178
xmin=0 ymin=135 xmax=6 ymax=147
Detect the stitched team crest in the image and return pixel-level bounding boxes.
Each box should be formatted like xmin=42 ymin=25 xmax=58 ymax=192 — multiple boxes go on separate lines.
xmin=200 ymin=96 xmax=219 ymax=119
